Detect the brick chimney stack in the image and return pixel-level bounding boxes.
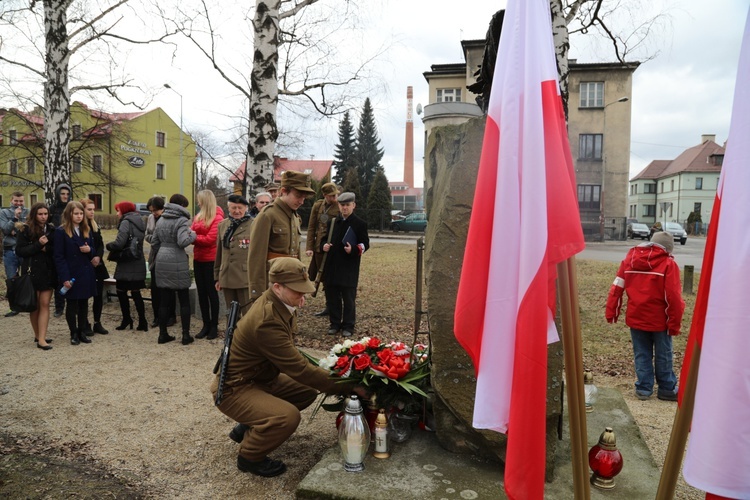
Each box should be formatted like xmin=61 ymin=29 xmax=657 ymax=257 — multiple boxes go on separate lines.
xmin=403 ymin=86 xmax=414 ymax=188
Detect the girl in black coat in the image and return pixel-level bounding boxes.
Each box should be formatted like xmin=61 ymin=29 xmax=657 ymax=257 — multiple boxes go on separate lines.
xmin=15 ymin=203 xmax=57 ymax=349
xmin=81 ymin=198 xmax=110 ymax=335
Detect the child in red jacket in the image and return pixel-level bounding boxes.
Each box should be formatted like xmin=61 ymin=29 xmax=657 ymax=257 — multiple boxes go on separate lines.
xmin=605 ymin=231 xmax=685 ymax=401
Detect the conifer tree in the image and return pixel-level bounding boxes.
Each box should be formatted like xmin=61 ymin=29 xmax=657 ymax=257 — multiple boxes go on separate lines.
xmin=354 ymin=98 xmax=384 ymax=205
xmin=332 ymin=111 xmax=357 ymax=185
xmin=366 ymin=169 xmax=392 ymax=230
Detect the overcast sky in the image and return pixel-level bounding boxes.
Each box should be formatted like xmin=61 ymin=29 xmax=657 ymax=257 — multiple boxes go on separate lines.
xmin=5 ymin=0 xmax=746 ymax=187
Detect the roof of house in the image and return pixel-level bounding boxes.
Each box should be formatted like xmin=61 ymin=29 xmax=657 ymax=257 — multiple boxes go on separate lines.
xmin=631 ymin=140 xmax=725 ymax=181
xmin=230 ymin=157 xmax=333 ymax=183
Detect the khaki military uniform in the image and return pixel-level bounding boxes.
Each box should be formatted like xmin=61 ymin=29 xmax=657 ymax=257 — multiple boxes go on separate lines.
xmin=214 ymin=217 xmax=253 ymax=315
xmin=210 ymin=287 xmax=348 ymax=461
xmin=305 ymin=198 xmax=340 ymax=281
xmin=247 ymin=198 xmax=301 ymax=300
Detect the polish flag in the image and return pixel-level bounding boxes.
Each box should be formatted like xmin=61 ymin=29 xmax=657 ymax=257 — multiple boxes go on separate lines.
xmin=453 ymin=0 xmax=584 ymax=498
xmin=680 ymin=7 xmax=750 ymax=499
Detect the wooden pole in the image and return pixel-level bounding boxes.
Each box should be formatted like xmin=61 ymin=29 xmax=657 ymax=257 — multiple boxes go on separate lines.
xmin=655 ymin=345 xmax=702 ymax=499
xmin=557 ymin=258 xmax=591 ymax=500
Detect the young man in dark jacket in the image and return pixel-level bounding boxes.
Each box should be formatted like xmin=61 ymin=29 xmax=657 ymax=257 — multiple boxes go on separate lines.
xmin=49 ymin=183 xmax=71 ymax=317
xmin=605 ymin=231 xmax=685 ymax=401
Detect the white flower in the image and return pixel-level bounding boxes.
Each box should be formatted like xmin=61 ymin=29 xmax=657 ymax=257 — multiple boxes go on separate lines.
xmin=331 ymin=343 xmax=344 ymax=354
xmin=319 ymin=354 xmax=340 ymax=370
xmin=358 ymin=336 xmax=370 ymax=345
xmin=342 ymin=339 xmax=355 ymax=349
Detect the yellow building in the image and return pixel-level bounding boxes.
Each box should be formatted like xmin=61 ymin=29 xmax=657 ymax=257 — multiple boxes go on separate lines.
xmin=0 ymin=101 xmax=195 ymax=213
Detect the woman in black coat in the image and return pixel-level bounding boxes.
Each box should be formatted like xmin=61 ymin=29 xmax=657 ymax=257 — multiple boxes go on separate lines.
xmin=53 ymin=201 xmax=97 ymax=345
xmin=15 ymin=203 xmax=57 ymax=350
xmin=81 ymin=198 xmax=109 ymax=335
xmin=106 ymin=201 xmax=148 ymax=331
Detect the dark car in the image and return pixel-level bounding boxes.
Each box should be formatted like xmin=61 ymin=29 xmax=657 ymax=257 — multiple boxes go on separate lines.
xmin=391 ymin=212 xmax=427 ymax=232
xmin=664 ymin=222 xmax=688 ymax=245
xmin=628 ymin=222 xmax=650 ymax=240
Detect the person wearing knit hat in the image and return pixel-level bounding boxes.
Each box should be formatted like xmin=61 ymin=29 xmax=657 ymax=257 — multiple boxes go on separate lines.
xmin=605 ymin=231 xmax=685 ymax=401
xmin=305 ymin=182 xmax=340 ymax=316
xmin=211 ymin=257 xmax=357 ymax=478
xmin=650 ymin=231 xmax=674 ymax=254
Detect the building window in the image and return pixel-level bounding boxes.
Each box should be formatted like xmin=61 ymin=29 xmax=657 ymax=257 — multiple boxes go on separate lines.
xmin=644 ymin=205 xmax=656 ymax=217
xmin=72 ymin=156 xmax=82 ymax=173
xmin=9 ymin=129 xmax=18 ymax=145
xmin=694 ymin=202 xmax=701 ymax=214
xmin=660 ymin=182 xmax=664 ymax=193
xmin=633 ymin=184 xmax=638 ymax=195
xmin=579 ymin=82 xmax=604 ymax=108
xmin=579 ymin=134 xmax=603 ymax=160
xmin=156 ymin=131 xmax=166 ymax=147
xmin=577 ymin=184 xmax=601 ymax=210
xmin=156 ymin=163 xmax=165 ymax=179
xmin=436 ymin=88 xmax=462 ymax=103
xmin=72 ymin=124 xmax=82 ymax=139
xmin=10 ymin=159 xmax=18 ymax=175
xmin=88 ymin=194 xmax=103 ymax=210
xmin=644 ymin=183 xmax=656 ymax=194
xmin=670 ymin=179 xmax=674 ymax=191
xmin=26 ymin=158 xmax=35 ymax=174
xmin=30 ymin=194 xmax=38 ymax=205
xmin=695 ymin=177 xmax=703 ymax=190
xmin=92 ymin=155 xmax=103 ymax=172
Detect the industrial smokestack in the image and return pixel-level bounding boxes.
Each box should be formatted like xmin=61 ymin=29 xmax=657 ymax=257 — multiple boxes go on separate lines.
xmin=403 ymin=86 xmax=414 ymax=189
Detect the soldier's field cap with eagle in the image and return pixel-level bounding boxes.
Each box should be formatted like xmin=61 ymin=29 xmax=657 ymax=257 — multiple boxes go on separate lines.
xmin=321 ymin=182 xmax=337 ymax=196
xmin=269 ymin=257 xmax=316 ymax=293
xmin=281 ymin=171 xmax=315 ymax=194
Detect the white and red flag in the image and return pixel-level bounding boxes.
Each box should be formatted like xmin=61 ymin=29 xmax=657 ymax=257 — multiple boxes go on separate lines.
xmin=679 ymin=7 xmax=750 ymax=499
xmin=453 ymin=0 xmax=584 ymax=498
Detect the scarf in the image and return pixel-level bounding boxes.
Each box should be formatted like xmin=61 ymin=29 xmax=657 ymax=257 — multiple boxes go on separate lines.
xmin=222 ymin=215 xmax=251 ymax=249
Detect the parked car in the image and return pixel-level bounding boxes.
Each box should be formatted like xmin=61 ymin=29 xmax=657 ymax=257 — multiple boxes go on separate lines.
xmin=135 ymin=203 xmax=150 ymax=216
xmin=663 ymin=222 xmax=688 ymax=245
xmin=391 ymin=212 xmax=427 ymax=232
xmin=628 ymin=223 xmax=650 ymax=240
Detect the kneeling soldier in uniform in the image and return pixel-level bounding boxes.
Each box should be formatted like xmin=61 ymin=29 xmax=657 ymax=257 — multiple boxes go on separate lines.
xmin=211 ymin=258 xmax=356 ymax=477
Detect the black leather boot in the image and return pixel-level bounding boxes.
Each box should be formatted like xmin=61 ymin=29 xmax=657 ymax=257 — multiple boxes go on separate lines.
xmin=195 ymin=324 xmax=210 ymax=339
xmin=93 ymin=322 xmax=109 ymax=335
xmin=78 ymin=328 xmax=91 ymax=344
xmin=81 ymin=321 xmax=94 ymax=337
xmin=206 ymin=325 xmax=218 ymax=340
xmin=70 ymin=331 xmax=80 ymax=346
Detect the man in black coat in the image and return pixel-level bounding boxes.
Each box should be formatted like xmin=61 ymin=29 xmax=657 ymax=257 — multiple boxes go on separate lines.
xmin=321 ymin=192 xmax=369 ymax=337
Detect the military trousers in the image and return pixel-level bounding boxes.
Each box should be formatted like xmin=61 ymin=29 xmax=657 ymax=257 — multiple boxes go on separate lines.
xmin=220 ymin=287 xmax=252 ymax=317
xmin=307 ymin=251 xmax=325 ymax=282
xmin=212 ymin=373 xmax=318 ymax=461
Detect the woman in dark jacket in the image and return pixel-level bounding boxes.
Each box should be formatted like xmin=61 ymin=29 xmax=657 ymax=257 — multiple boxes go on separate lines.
xmin=106 ymin=201 xmax=148 ymax=331
xmin=53 ymin=201 xmax=97 ymax=345
xmin=80 ymin=198 xmax=109 ymax=336
xmin=15 ymin=203 xmax=57 ymax=350
xmin=151 ymin=194 xmax=196 ymax=345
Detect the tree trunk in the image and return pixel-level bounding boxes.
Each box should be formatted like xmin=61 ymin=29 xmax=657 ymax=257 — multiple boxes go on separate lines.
xmin=43 ymin=0 xmax=72 ymax=205
xmin=247 ymin=0 xmax=280 ymax=197
xmin=550 ymin=0 xmax=571 ymax=121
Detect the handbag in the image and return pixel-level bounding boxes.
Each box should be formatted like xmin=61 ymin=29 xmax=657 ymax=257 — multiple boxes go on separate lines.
xmin=6 ymin=272 xmax=37 ymax=313
xmin=108 ymin=231 xmax=141 ymax=263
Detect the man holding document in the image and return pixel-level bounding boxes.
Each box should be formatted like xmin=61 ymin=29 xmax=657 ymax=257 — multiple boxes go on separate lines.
xmin=321 ymin=192 xmax=369 ymax=337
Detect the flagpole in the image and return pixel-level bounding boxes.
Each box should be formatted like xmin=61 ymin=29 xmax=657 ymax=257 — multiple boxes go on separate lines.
xmin=557 ymin=257 xmax=591 ymax=500
xmin=655 ymin=345 xmax=702 ymax=499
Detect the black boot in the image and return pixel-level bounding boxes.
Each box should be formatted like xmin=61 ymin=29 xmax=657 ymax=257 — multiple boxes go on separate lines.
xmin=134 ymin=292 xmax=148 ymax=331
xmin=70 ymin=331 xmax=80 ymax=346
xmin=78 ymin=328 xmax=91 ymax=344
xmin=81 ymin=321 xmax=94 ymax=337
xmin=93 ymin=322 xmax=109 ymax=335
xmin=158 ymin=328 xmax=176 ymax=344
xmin=195 ymin=324 xmax=210 ymax=339
xmin=115 ymin=290 xmax=133 ymax=330
xmin=206 ymin=325 xmax=218 ymax=340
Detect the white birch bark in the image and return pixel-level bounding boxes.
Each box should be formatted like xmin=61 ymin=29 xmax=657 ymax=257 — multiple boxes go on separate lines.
xmin=43 ymin=0 xmax=72 ymax=205
xmin=550 ymin=0 xmax=571 ymax=121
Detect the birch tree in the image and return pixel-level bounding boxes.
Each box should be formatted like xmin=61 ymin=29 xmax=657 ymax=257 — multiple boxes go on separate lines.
xmin=0 ymin=0 xmax=176 ymax=204
xmin=176 ymin=0 xmax=381 ymax=198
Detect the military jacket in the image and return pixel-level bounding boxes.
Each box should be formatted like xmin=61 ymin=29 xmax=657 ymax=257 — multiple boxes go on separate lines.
xmin=305 ymin=199 xmax=340 ymax=253
xmin=224 ymin=288 xmax=343 ymax=394
xmin=214 ymin=217 xmax=253 ymax=289
xmin=247 ymin=198 xmax=301 ymax=300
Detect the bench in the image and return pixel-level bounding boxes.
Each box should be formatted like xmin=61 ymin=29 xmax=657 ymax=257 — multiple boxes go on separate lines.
xmin=103 ymin=278 xmax=200 ymax=315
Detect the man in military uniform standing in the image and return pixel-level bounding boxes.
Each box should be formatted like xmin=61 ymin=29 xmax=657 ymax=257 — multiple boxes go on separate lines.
xmin=246 ymin=171 xmax=315 ymax=302
xmin=305 ymin=182 xmax=339 ymax=317
xmin=212 ymin=258 xmax=357 ymax=477
xmin=214 ymin=195 xmax=253 ymax=316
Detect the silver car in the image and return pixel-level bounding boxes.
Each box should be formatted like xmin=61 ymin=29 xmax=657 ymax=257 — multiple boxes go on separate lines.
xmin=664 ymin=222 xmax=687 ymax=246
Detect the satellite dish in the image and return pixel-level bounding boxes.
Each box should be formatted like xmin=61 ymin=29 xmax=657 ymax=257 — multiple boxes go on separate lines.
xmin=416 ymin=103 xmax=423 ymax=115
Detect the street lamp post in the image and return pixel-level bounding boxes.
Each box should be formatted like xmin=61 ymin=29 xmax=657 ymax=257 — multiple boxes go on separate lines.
xmin=600 ymin=96 xmax=629 ymax=242
xmin=164 ymin=84 xmax=184 ymax=195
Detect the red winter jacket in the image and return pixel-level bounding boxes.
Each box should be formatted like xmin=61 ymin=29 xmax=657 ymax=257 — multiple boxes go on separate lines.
xmin=605 ymin=243 xmax=685 ymax=335
xmin=191 ymin=207 xmax=224 ymax=263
